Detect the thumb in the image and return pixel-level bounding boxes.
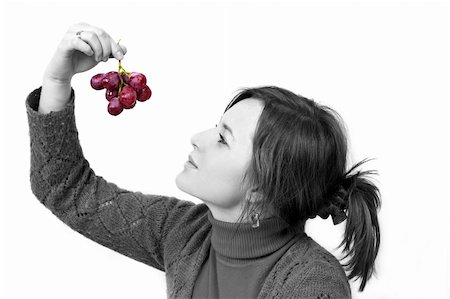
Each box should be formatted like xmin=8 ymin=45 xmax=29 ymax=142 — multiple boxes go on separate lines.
xmin=110 ymin=41 xmax=127 ymax=60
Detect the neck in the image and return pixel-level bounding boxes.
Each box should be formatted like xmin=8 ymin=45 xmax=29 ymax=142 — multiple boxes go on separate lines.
xmin=205 ymin=203 xmax=273 ymax=223
xmin=207 ymin=204 xmax=242 ymax=223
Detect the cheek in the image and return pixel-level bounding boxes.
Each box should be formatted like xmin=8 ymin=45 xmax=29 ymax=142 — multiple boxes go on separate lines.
xmin=194 ymin=155 xmax=246 ymax=189
xmin=200 ymin=151 xmax=250 ymax=195
xmin=204 ymin=151 xmax=248 ymax=183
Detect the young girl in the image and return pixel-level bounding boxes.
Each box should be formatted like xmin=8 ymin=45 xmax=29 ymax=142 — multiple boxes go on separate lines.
xmin=26 ymin=23 xmax=381 ymax=298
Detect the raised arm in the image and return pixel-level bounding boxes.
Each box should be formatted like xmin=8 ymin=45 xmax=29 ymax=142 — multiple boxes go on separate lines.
xmin=27 ymin=23 xmax=206 ymax=272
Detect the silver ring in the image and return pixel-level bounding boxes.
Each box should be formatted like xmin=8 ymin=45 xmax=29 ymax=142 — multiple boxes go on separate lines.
xmin=76 ymin=30 xmax=83 ymax=38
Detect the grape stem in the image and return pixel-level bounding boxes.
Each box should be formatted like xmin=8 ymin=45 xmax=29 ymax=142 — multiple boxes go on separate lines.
xmin=117 ymin=60 xmax=131 ymax=93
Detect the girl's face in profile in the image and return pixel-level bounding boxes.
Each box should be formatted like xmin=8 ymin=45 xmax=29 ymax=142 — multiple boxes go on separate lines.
xmin=175 ymin=98 xmax=264 ymax=222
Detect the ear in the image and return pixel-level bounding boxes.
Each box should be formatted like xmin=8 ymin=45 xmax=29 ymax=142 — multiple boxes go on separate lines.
xmin=246 ymin=190 xmax=277 ymax=221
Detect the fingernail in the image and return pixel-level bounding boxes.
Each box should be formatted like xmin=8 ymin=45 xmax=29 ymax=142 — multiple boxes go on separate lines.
xmin=116 ymin=51 xmax=123 ymax=60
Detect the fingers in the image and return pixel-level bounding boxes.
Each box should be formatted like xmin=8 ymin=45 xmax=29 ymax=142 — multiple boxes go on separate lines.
xmin=70 ymin=36 xmax=94 ymax=57
xmin=97 ymin=31 xmax=112 ymax=62
xmin=119 ymin=44 xmax=127 ymax=55
xmin=69 ymin=22 xmax=126 ymax=62
xmin=77 ymin=31 xmax=104 ymax=62
xmin=110 ymin=40 xmax=126 ymax=60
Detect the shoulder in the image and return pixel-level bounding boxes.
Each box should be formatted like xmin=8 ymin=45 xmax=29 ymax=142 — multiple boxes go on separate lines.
xmin=163 ymin=201 xmax=211 ymax=256
xmin=270 ymin=234 xmax=351 ymax=298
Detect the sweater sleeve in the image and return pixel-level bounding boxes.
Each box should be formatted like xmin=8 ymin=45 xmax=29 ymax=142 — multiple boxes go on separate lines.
xmin=26 ymin=87 xmax=198 ymax=272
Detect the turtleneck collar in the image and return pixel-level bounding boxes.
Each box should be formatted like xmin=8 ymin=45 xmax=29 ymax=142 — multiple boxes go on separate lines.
xmin=207 ymin=210 xmax=301 ymax=259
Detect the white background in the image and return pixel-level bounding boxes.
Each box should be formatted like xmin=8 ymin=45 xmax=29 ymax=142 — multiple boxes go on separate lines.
xmin=1 ymin=0 xmax=449 ymax=298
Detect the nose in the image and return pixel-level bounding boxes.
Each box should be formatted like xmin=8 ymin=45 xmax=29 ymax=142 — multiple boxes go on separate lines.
xmin=190 ymin=134 xmax=198 ymax=149
xmin=190 ymin=128 xmax=214 ymax=150
xmin=190 ymin=131 xmax=202 ymax=150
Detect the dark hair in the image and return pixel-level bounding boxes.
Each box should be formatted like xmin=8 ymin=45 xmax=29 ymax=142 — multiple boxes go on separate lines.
xmin=225 ymin=86 xmax=381 ymax=292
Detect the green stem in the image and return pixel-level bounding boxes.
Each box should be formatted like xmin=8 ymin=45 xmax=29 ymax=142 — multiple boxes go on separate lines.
xmin=118 ymin=76 xmax=124 ymax=94
xmin=117 ymin=59 xmax=130 ymax=94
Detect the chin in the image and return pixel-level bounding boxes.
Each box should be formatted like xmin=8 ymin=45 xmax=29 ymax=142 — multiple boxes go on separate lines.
xmin=174 ymin=172 xmax=185 ymax=191
xmin=175 ymin=171 xmax=195 ymax=195
xmin=176 ymin=172 xmax=211 ymax=205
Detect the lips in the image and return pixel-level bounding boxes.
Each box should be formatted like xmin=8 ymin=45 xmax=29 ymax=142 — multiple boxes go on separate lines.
xmin=188 ymin=155 xmax=198 ymax=168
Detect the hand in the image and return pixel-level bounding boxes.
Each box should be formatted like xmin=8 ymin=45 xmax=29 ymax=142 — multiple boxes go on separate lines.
xmin=44 ymin=22 xmax=127 ymax=84
xmin=39 ymin=22 xmax=127 ymax=114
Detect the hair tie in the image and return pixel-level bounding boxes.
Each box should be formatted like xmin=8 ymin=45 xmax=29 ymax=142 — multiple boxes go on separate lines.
xmin=316 ymin=181 xmax=350 ymax=225
xmin=317 ymin=201 xmax=347 ymax=225
xmin=330 ymin=207 xmax=347 ymax=225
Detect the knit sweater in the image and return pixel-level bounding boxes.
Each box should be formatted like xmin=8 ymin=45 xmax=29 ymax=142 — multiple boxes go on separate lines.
xmin=26 ymin=87 xmax=352 ymax=299
xmin=192 ymin=210 xmax=304 ymax=298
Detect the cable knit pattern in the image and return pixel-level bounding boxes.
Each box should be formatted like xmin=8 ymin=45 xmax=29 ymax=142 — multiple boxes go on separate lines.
xmin=26 ymin=87 xmax=352 ymax=299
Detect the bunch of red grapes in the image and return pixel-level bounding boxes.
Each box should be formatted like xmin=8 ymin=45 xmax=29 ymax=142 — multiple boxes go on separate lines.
xmin=90 ymin=62 xmax=151 ymax=116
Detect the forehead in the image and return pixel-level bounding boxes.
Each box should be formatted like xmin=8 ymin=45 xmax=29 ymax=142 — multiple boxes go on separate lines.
xmin=221 ymin=98 xmax=264 ymax=140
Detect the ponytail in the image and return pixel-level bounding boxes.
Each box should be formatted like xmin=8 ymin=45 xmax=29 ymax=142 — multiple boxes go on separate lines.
xmin=338 ymin=158 xmax=381 ymax=291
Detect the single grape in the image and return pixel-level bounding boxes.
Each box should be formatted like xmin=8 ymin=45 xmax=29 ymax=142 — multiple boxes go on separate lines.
xmin=102 ymin=71 xmax=120 ymax=91
xmin=106 ymin=89 xmax=118 ymax=101
xmin=136 ymin=85 xmax=152 ymax=102
xmin=91 ymin=73 xmax=105 ymax=90
xmin=129 ymin=72 xmax=147 ymax=90
xmin=119 ymin=86 xmax=137 ymax=109
xmin=108 ymin=97 xmax=124 ymax=116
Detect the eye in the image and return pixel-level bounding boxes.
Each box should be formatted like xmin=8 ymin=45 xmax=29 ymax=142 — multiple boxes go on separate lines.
xmin=218 ymin=133 xmax=227 ymax=145
xmin=215 ymin=124 xmax=227 ymax=145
